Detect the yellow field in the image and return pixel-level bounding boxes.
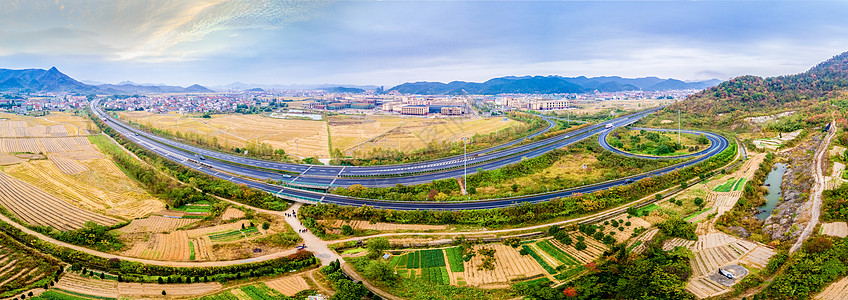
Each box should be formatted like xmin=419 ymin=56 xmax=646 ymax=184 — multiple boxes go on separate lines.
xmin=117 ymin=111 xmax=329 ymax=158
xmin=329 ymin=115 xmax=519 ymax=155
xmin=118 ymin=111 xmax=521 ymax=158
xmin=3 ymin=158 xmax=165 ymax=220
xmin=569 ymin=99 xmax=672 ymax=115
xmin=0 ymin=111 xmax=95 ymax=136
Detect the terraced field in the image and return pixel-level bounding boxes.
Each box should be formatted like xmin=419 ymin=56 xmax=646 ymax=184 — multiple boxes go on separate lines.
xmin=122 ymin=220 xmax=253 ymax=261
xmin=0 ymin=233 xmax=61 ymax=299
xmin=220 ymin=208 xmax=245 ymax=221
xmin=821 ymin=222 xmax=848 ymax=238
xmin=116 ymin=216 xmax=198 ymax=234
xmin=682 ymin=232 xmax=776 ymax=299
xmin=265 ymin=275 xmax=310 ymax=296
xmin=5 ymin=159 xmax=163 ymax=220
xmin=54 ymin=272 xmax=222 ymax=299
xmin=0 ymin=172 xmax=120 ymax=230
xmin=461 ymin=244 xmax=546 ymax=287
xmin=817 ymin=276 xmax=848 ymax=300
xmin=198 ymin=283 xmax=286 ymax=300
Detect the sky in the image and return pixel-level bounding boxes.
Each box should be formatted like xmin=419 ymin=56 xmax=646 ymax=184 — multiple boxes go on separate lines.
xmin=1 ymin=0 xmax=848 ymax=88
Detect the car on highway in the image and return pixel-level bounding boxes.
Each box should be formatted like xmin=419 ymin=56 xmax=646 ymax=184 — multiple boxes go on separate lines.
xmin=282 ymin=174 xmax=293 ymax=178
xmin=194 ymin=154 xmax=205 ymax=160
xmin=605 ymin=124 xmax=613 ymax=128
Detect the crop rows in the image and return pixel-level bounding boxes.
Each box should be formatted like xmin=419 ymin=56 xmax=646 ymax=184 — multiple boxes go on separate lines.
xmin=420 ymin=267 xmax=450 ymax=285
xmin=0 ymin=242 xmax=58 ymax=298
xmin=732 ymin=178 xmax=746 ymax=191
xmin=712 ymin=177 xmax=736 ymax=192
xmin=50 ymin=156 xmax=89 ymax=175
xmin=117 ymin=216 xmax=198 ymax=234
xmin=34 ymin=290 xmax=99 ymax=300
xmin=208 ymin=227 xmax=260 ymax=242
xmin=0 ymin=137 xmax=94 ymax=154
xmin=536 ymin=240 xmax=580 ymax=266
xmin=0 ymin=122 xmax=69 ymax=138
xmin=462 ymin=244 xmax=545 ymax=286
xmin=445 ymin=247 xmax=465 ymax=272
xmin=521 ymin=245 xmax=556 ymax=274
xmin=264 ymin=276 xmax=309 ymax=296
xmin=0 ymin=172 xmax=120 ymax=231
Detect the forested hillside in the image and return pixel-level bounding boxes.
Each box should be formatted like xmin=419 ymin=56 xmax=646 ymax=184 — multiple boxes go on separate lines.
xmin=677 ymin=51 xmax=848 ymax=117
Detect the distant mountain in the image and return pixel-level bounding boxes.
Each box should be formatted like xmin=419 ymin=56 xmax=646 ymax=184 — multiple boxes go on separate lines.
xmin=0 ymin=67 xmax=96 ymax=93
xmin=0 ymin=67 xmax=213 ymax=94
xmin=387 ymin=75 xmax=719 ymax=95
xmin=213 ymin=82 xmax=379 ymax=91
xmin=680 ymin=50 xmax=848 ymax=116
xmin=96 ymin=83 xmax=214 ymax=94
xmin=321 ymin=86 xmax=365 ymax=94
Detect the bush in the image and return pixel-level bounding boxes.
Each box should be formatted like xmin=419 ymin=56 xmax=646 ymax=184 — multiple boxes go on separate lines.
xmin=657 ymin=217 xmax=697 ymax=240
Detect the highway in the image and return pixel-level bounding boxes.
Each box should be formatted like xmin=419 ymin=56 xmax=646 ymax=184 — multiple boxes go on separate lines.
xmin=91 ymin=99 xmax=730 ymax=210
xmin=91 ymin=99 xmax=656 ymax=179
xmin=91 ymin=99 xmax=657 ymax=187
xmin=598 ymin=126 xmax=727 ymax=160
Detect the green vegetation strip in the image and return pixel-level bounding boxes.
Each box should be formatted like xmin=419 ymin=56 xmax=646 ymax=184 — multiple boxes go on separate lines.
xmin=684 ymin=207 xmax=714 ymax=221
xmin=445 ymin=247 xmax=465 ymax=272
xmin=636 ymin=203 xmax=660 ymax=216
xmin=189 ymin=241 xmax=195 ymax=260
xmin=732 ymin=178 xmax=747 ymax=191
xmin=713 ymin=177 xmax=736 ymax=192
xmin=521 ymin=245 xmax=556 ymax=274
xmin=536 ymin=240 xmax=580 ymax=266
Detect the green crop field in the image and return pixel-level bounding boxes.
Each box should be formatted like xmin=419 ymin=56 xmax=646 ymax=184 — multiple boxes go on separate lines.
xmin=189 ymin=241 xmax=195 ymax=260
xmin=208 ymin=227 xmax=261 ymax=242
xmin=636 ymin=203 xmax=660 ymax=216
xmin=402 ymin=249 xmax=445 ymax=269
xmin=521 ymin=245 xmax=556 ymax=274
xmin=420 ymin=267 xmax=451 ymax=284
xmin=197 ymin=284 xmax=282 ymax=300
xmin=713 ymin=177 xmax=736 ymax=192
xmin=537 ymin=240 xmax=580 ymax=266
xmin=445 ymin=247 xmax=465 ymax=272
xmin=732 ymin=178 xmax=747 ymax=191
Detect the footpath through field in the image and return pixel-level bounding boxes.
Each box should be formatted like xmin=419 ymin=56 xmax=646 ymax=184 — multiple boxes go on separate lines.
xmin=791 ymin=122 xmax=836 ymax=253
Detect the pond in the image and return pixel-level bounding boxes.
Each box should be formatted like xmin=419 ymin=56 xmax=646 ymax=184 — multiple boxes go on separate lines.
xmin=755 ymin=163 xmax=787 ymax=220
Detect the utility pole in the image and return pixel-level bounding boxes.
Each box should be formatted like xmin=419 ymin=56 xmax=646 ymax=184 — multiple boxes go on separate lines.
xmin=677 ymin=100 xmax=681 ymax=144
xmin=463 ymin=137 xmax=469 ymax=195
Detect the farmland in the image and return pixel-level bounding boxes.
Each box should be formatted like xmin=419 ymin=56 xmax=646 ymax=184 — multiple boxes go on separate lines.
xmin=264 ymin=275 xmax=310 ymax=296
xmin=0 ymin=172 xmax=120 ymax=230
xmin=121 ymin=220 xmax=256 ymax=261
xmin=116 ymin=111 xmax=525 ymax=159
xmin=53 ymin=271 xmax=222 ymax=299
xmin=198 ymin=282 xmax=301 ymax=300
xmin=0 ymin=232 xmax=61 ymax=299
xmin=821 ymin=222 xmax=848 ymax=238
xmin=4 ymin=158 xmax=165 ymax=220
xmin=322 ymin=219 xmax=448 ymax=232
xmin=329 ymin=115 xmax=521 ymax=155
xmin=116 ymin=216 xmax=198 ymax=234
xmin=117 ymin=111 xmax=331 ymax=158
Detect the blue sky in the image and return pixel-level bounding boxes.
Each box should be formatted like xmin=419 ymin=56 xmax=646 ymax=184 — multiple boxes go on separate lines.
xmin=1 ymin=0 xmax=848 ymax=87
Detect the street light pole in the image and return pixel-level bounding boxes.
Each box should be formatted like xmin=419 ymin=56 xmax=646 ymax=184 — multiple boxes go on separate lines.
xmin=463 ymin=137 xmax=468 ymax=195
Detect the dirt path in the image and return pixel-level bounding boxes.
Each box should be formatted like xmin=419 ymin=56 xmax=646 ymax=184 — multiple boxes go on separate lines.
xmin=0 ymin=212 xmax=297 ymax=267
xmin=284 ymin=203 xmax=341 ymax=265
xmin=791 ymin=122 xmax=836 ymax=253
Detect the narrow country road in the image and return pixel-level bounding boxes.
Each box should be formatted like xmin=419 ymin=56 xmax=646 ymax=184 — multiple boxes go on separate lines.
xmin=790 ymin=122 xmax=836 ymax=253
xmin=282 ymin=203 xmax=342 ymax=265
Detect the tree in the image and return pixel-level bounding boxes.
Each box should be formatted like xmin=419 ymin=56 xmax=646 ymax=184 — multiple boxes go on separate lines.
xmin=694 ymin=197 xmax=704 ymax=207
xmin=575 ymin=241 xmax=587 ymax=251
xmin=341 ymin=225 xmax=354 ymax=236
xmin=157 ymin=277 xmax=164 ymax=284
xmin=161 ymin=291 xmax=166 ymax=296
xmin=367 ymin=237 xmax=390 ymax=259
xmin=365 ymin=261 xmax=398 ymax=282
xmin=331 ymin=279 xmax=368 ymax=300
xmin=262 ymin=222 xmax=270 ymax=230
